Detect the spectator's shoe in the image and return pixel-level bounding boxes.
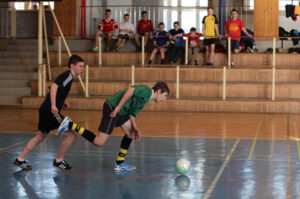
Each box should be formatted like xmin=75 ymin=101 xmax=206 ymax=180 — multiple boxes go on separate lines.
xmin=148 ymin=60 xmax=152 ymax=65
xmin=187 ymin=61 xmax=191 ymax=65
xmin=57 ymin=117 xmax=72 ymax=137
xmin=105 ymin=46 xmax=110 ymax=52
xmin=13 ymin=158 xmax=32 ymax=170
xmin=194 ymin=60 xmax=198 ymax=66
xmin=92 ymin=47 xmax=99 ymax=52
xmin=113 ymin=162 xmax=136 ymax=171
xmin=161 ymin=59 xmax=165 ymax=64
xmin=207 ymin=62 xmax=214 ymax=68
xmin=53 ymin=159 xmax=73 ymax=170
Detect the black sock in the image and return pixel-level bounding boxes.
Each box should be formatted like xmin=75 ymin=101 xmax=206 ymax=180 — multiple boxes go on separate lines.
xmin=69 ymin=122 xmax=96 ymax=143
xmin=116 ymin=135 xmax=133 ymax=165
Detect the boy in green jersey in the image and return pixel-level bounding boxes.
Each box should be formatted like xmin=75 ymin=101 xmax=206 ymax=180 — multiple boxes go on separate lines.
xmin=57 ymin=81 xmax=169 ymax=171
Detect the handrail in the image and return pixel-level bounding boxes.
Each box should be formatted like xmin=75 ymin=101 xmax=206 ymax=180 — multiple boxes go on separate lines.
xmin=42 ymin=5 xmax=51 ymax=80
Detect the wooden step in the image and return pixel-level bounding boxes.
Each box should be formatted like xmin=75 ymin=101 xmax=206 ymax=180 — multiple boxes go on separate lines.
xmin=22 ymin=96 xmax=300 ymax=114
xmin=29 ymin=80 xmax=300 ymax=100
xmin=49 ymin=51 xmax=300 ymax=68
xmin=49 ymin=66 xmax=300 ymax=83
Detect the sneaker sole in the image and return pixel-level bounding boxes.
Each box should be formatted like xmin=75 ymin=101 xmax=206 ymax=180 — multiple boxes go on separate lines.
xmin=13 ymin=163 xmax=32 ymax=170
xmin=57 ymin=117 xmax=70 ymax=136
xmin=113 ymin=167 xmax=136 ymax=171
xmin=53 ymin=165 xmax=73 ymax=171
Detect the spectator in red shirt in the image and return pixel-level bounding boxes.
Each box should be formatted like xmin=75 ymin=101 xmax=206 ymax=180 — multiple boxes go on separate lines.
xmin=94 ymin=9 xmax=118 ymax=52
xmin=135 ymin=11 xmax=155 ymax=52
xmin=184 ymin=27 xmax=203 ymax=66
xmin=224 ymin=9 xmax=253 ymax=55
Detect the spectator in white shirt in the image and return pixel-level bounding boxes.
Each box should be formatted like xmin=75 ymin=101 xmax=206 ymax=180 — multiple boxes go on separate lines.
xmin=114 ymin=14 xmax=135 ymax=51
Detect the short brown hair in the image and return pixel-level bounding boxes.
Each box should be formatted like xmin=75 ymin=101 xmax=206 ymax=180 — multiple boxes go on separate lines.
xmin=152 ymin=81 xmax=170 ymax=95
xmin=68 ymin=55 xmax=84 ymax=68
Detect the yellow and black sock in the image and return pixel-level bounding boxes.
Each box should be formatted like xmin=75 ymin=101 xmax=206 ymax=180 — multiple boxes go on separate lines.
xmin=116 ymin=135 xmax=133 ymax=165
xmin=69 ymin=122 xmax=96 ymax=143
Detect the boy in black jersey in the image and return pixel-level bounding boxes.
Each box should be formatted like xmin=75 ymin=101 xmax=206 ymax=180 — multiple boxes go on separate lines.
xmin=13 ymin=55 xmax=84 ymax=170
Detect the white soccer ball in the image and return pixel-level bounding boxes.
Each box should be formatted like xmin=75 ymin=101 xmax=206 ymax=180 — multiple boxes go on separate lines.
xmin=175 ymin=159 xmax=191 ymax=174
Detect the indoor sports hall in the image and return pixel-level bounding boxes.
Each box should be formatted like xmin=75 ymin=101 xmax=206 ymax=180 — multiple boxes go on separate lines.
xmin=0 ymin=0 xmax=300 ymax=198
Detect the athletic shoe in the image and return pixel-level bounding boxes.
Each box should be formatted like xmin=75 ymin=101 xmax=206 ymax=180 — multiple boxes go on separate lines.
xmin=57 ymin=117 xmax=72 ymax=137
xmin=194 ymin=60 xmax=198 ymax=66
xmin=92 ymin=47 xmax=99 ymax=52
xmin=113 ymin=170 xmax=132 ymax=177
xmin=13 ymin=158 xmax=32 ymax=170
xmin=53 ymin=159 xmax=72 ymax=170
xmin=113 ymin=162 xmax=136 ymax=171
xmin=105 ymin=46 xmax=110 ymax=52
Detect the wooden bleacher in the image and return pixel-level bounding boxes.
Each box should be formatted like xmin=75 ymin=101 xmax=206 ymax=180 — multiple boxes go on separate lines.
xmin=22 ymin=52 xmax=300 ymax=113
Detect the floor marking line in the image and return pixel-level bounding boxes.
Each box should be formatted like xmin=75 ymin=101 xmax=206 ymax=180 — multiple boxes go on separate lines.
xmin=293 ymin=122 xmax=300 ymax=161
xmin=0 ymin=139 xmax=29 ymax=152
xmin=0 ymin=132 xmax=294 ymax=141
xmin=248 ymin=122 xmax=262 ymax=160
xmin=286 ymin=140 xmax=291 ymax=199
xmin=203 ymin=138 xmax=240 ymax=199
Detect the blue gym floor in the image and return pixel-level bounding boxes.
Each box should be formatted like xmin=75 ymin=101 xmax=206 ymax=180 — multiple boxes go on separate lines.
xmin=0 ymin=132 xmax=299 ymax=199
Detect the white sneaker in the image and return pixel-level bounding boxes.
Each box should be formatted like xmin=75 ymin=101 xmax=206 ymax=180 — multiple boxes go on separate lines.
xmin=57 ymin=117 xmax=72 ymax=137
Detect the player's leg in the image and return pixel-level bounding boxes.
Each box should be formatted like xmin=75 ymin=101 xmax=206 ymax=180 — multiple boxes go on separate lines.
xmin=53 ymin=131 xmax=77 ymax=170
xmin=14 ymin=131 xmax=48 ymax=170
xmin=114 ymin=119 xmax=136 ymax=171
xmin=58 ymin=101 xmax=115 ymax=147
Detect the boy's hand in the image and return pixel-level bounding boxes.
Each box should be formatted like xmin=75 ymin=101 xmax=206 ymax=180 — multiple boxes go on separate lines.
xmin=132 ymin=127 xmax=141 ymax=142
xmin=51 ymin=105 xmax=58 ymax=117
xmin=110 ymin=106 xmax=120 ymax=118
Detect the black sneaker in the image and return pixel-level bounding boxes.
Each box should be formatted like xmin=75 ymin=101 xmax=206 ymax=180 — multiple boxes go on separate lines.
xmin=161 ymin=59 xmax=165 ymax=64
xmin=13 ymin=158 xmax=32 ymax=170
xmin=53 ymin=159 xmax=73 ymax=170
xmin=195 ymin=61 xmax=198 ymax=66
xmin=148 ymin=60 xmax=152 ymax=65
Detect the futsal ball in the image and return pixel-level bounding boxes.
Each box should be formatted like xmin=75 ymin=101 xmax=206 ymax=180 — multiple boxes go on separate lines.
xmin=175 ymin=159 xmax=191 ymax=174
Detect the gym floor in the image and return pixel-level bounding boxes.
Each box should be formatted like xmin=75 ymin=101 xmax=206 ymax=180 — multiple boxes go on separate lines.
xmin=0 ymin=107 xmax=299 ymax=199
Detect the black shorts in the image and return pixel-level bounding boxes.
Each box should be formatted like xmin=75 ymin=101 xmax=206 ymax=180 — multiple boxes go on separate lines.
xmin=38 ymin=108 xmax=64 ymax=133
xmin=118 ymin=34 xmax=130 ymax=41
xmin=227 ymin=40 xmax=240 ymax=52
xmin=98 ymin=101 xmax=130 ymax=135
xmin=203 ymin=38 xmax=216 ymax=46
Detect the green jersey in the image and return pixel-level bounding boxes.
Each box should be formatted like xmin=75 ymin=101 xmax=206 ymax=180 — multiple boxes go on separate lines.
xmin=107 ymin=85 xmax=152 ymax=117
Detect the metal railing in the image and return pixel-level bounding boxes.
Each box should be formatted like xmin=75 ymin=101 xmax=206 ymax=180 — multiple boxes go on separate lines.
xmin=0 ymin=7 xmax=16 ymax=38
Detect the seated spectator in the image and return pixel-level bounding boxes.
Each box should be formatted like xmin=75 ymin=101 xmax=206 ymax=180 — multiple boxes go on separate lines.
xmin=169 ymin=21 xmax=185 ymax=64
xmin=114 ymin=14 xmax=135 ymax=51
xmin=135 ymin=11 xmax=155 ymax=52
xmin=94 ymin=9 xmax=118 ymax=52
xmin=148 ymin=22 xmax=169 ymax=65
xmin=184 ymin=27 xmax=203 ymax=66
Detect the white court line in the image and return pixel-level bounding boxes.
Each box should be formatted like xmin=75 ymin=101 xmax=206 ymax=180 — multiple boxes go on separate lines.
xmin=203 ymin=138 xmax=240 ymax=199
